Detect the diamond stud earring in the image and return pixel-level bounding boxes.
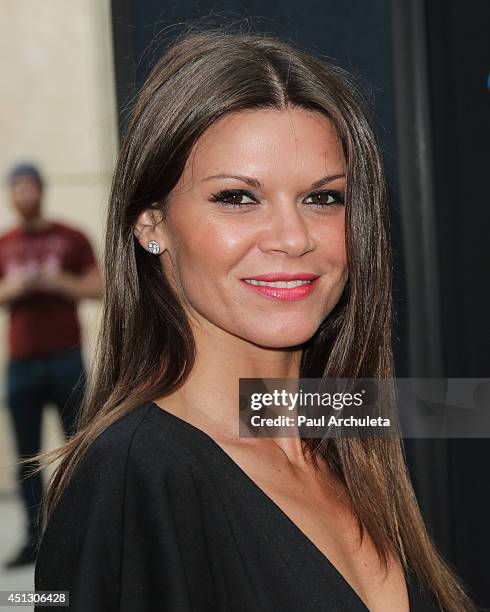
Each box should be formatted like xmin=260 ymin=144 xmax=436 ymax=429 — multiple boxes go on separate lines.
xmin=148 ymin=240 xmax=161 ymax=255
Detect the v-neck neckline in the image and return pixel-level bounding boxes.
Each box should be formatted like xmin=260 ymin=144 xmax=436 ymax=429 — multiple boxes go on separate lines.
xmin=148 ymin=401 xmax=415 ymax=611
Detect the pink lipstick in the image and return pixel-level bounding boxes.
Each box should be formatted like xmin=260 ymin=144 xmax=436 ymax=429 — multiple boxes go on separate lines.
xmin=240 ymin=272 xmax=320 ymax=301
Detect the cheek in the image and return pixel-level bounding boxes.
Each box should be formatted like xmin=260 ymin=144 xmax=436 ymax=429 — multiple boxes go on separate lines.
xmin=167 ymin=215 xmax=251 ymax=294
xmin=315 ymin=215 xmax=347 ymax=271
xmin=17 ymin=185 xmax=36 ymax=198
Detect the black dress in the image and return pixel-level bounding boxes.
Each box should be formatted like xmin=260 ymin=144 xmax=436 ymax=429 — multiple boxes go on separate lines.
xmin=34 ymin=402 xmax=440 ymax=611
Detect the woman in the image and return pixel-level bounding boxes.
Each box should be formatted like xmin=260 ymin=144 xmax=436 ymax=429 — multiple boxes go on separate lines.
xmin=32 ymin=29 xmax=476 ymax=611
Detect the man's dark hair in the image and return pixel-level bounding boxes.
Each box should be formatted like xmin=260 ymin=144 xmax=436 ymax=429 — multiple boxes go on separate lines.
xmin=7 ymin=162 xmax=44 ymax=190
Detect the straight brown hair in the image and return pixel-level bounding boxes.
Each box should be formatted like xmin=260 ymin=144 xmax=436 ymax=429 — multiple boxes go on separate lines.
xmin=27 ymin=26 xmax=476 ymax=611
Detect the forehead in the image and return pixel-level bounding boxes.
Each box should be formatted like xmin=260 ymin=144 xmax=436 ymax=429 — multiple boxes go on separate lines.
xmin=11 ymin=175 xmax=40 ymax=187
xmin=181 ymin=107 xmax=346 ymax=187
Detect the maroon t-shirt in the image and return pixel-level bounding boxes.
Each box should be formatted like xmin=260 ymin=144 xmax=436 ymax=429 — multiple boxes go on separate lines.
xmin=0 ymin=220 xmax=97 ymax=359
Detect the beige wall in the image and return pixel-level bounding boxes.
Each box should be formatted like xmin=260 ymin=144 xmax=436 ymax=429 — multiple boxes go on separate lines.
xmin=0 ymin=0 xmax=118 ymax=492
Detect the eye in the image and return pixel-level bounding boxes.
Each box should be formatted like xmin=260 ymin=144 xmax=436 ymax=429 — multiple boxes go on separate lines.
xmin=304 ymin=190 xmax=344 ymax=207
xmin=209 ymin=189 xmax=258 ymax=208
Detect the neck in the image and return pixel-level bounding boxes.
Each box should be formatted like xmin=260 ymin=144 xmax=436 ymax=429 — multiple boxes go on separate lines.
xmin=20 ymin=214 xmax=48 ymax=232
xmin=159 ymin=316 xmax=303 ymax=443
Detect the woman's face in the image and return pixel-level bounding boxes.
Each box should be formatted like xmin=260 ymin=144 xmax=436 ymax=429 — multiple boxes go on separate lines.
xmin=142 ymin=107 xmax=348 ymax=348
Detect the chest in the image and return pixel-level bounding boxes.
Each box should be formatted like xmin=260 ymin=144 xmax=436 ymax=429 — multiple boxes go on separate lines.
xmin=220 ymin=443 xmax=410 ymax=612
xmin=0 ymin=232 xmax=74 ymax=275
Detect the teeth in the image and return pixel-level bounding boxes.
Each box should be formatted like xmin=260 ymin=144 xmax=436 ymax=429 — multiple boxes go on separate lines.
xmin=244 ymin=279 xmax=312 ymax=288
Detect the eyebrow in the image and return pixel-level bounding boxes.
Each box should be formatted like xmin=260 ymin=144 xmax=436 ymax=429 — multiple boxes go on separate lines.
xmin=201 ymin=173 xmax=346 ymax=190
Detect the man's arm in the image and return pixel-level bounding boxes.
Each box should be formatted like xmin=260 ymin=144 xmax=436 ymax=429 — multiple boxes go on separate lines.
xmin=37 ymin=265 xmax=104 ymax=301
xmin=0 ymin=271 xmax=41 ymax=306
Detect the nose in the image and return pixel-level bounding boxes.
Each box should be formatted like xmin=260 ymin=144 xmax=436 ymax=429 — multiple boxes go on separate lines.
xmin=257 ymin=200 xmax=316 ymax=257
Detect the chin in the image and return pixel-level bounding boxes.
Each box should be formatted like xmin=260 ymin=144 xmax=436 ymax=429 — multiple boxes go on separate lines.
xmin=18 ymin=206 xmax=38 ymax=218
xmin=241 ymin=324 xmax=320 ymax=350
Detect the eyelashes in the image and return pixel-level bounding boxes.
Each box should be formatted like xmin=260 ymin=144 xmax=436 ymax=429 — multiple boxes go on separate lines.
xmin=209 ymin=189 xmax=257 ymax=208
xmin=208 ymin=188 xmax=345 ymax=209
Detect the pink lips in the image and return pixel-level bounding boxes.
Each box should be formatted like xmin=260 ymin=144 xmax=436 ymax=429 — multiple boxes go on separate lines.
xmin=240 ymin=273 xmax=320 ymax=301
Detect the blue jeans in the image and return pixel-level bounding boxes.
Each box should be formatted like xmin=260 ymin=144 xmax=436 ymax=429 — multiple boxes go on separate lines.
xmin=5 ymin=347 xmax=86 ymax=540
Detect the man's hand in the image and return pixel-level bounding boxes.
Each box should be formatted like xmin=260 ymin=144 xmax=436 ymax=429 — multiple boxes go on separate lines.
xmin=0 ymin=269 xmax=44 ymax=302
xmin=0 ymin=265 xmax=103 ymax=305
xmin=35 ymin=269 xmax=73 ymax=296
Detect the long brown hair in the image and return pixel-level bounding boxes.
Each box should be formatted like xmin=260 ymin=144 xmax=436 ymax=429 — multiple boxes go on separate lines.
xmin=27 ymin=26 xmax=476 ymax=611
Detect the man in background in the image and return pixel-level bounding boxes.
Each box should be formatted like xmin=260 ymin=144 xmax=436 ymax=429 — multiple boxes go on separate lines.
xmin=0 ymin=163 xmax=103 ymax=568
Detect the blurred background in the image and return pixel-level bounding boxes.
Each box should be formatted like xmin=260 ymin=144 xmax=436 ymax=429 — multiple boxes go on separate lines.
xmin=1 ymin=0 xmax=488 ymax=609
xmin=0 ymin=0 xmax=117 ymax=600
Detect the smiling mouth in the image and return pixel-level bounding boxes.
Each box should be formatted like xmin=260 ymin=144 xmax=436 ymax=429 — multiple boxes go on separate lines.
xmin=243 ymin=279 xmax=312 ymax=288
xmin=239 ymin=276 xmax=320 ymax=301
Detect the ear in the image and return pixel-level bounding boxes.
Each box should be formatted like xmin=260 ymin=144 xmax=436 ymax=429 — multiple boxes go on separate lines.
xmin=133 ymin=207 xmax=167 ymax=253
